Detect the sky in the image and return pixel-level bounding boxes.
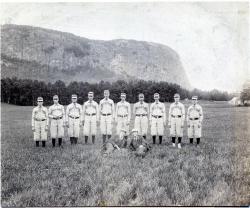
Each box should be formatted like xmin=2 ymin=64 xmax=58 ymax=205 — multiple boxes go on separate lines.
xmin=1 ymin=2 xmax=249 ymax=92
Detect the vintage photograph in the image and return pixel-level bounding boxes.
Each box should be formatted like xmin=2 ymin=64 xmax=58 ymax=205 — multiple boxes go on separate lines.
xmin=1 ymin=1 xmax=250 ymax=206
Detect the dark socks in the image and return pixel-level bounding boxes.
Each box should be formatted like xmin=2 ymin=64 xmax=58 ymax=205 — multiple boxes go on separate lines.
xmin=107 ymin=135 xmax=111 ymax=140
xmin=152 ymin=136 xmax=156 ymax=144
xmin=159 ymin=136 xmax=162 ymax=144
xmin=172 ymin=137 xmax=175 ymax=144
xmin=92 ymin=136 xmax=95 ymax=144
xmin=178 ymin=137 xmax=182 ymax=144
xmin=103 ymin=135 xmax=106 ymax=143
xmin=75 ymin=137 xmax=78 ymax=144
xmin=36 ymin=141 xmax=39 ymax=147
xmin=52 ymin=138 xmax=56 ymax=147
xmin=143 ymin=135 xmax=146 ymax=140
xmin=42 ymin=141 xmax=46 ymax=147
xmin=190 ymin=138 xmax=193 ymax=144
xmin=197 ymin=138 xmax=200 ymax=145
xmin=85 ymin=136 xmax=88 ymax=144
xmin=70 ymin=137 xmax=74 ymax=145
xmin=58 ymin=138 xmax=62 ymax=146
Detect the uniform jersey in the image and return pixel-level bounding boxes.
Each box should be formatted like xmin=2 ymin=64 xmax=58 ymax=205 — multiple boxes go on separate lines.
xmin=32 ymin=106 xmax=49 ymax=141
xmin=48 ymin=104 xmax=65 ymax=138
xmin=99 ymin=98 xmax=115 ymax=117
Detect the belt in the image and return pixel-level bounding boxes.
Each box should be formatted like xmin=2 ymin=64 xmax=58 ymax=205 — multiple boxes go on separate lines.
xmin=136 ymin=114 xmax=147 ymax=117
xmin=171 ymin=115 xmax=182 ymax=118
xmin=118 ymin=114 xmax=128 ymax=117
xmin=189 ymin=118 xmax=199 ymax=120
xmin=35 ymin=118 xmax=46 ymax=121
xmin=69 ymin=115 xmax=80 ymax=119
xmin=52 ymin=116 xmax=63 ymax=120
xmin=85 ymin=113 xmax=96 ymax=116
xmin=102 ymin=113 xmax=111 ymax=116
xmin=152 ymin=115 xmax=162 ymax=118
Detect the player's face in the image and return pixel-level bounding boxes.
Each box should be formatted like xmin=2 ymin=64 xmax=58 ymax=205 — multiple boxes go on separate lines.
xmin=139 ymin=95 xmax=144 ymax=102
xmin=119 ymin=131 xmax=125 ymax=140
xmin=53 ymin=97 xmax=59 ymax=104
xmin=154 ymin=95 xmax=159 ymax=101
xmin=72 ymin=97 xmax=77 ymax=103
xmin=88 ymin=94 xmax=94 ymax=101
xmin=192 ymin=99 xmax=197 ymax=105
xmin=121 ymin=95 xmax=126 ymax=101
xmin=37 ymin=101 xmax=43 ymax=107
xmin=104 ymin=91 xmax=109 ymax=98
xmin=174 ymin=96 xmax=180 ymax=103
xmin=132 ymin=131 xmax=138 ymax=137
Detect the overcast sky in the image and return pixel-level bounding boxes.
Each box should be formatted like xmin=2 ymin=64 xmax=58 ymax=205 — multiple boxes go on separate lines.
xmin=1 ymin=2 xmax=249 ymax=92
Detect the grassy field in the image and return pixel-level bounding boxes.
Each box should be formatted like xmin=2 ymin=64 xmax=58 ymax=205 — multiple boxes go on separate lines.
xmin=1 ymin=102 xmax=250 ymax=206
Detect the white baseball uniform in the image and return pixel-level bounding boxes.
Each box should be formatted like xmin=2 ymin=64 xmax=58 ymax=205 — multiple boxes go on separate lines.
xmin=66 ymin=103 xmax=82 ymax=138
xmin=150 ymin=102 xmax=166 ymax=136
xmin=168 ymin=102 xmax=185 ymax=137
xmin=82 ymin=100 xmax=99 ymax=136
xmin=48 ymin=104 xmax=65 ymax=138
xmin=115 ymin=101 xmax=131 ymax=135
xmin=32 ymin=106 xmax=49 ymax=141
xmin=187 ymin=104 xmax=203 ymax=138
xmin=133 ymin=101 xmax=149 ymax=136
xmin=99 ymin=98 xmax=115 ymax=135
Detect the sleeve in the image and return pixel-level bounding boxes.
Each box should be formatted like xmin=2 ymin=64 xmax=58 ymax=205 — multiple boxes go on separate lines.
xmin=128 ymin=103 xmax=131 ymax=121
xmin=65 ymin=106 xmax=69 ymax=123
xmin=82 ymin=103 xmax=86 ymax=122
xmin=168 ymin=104 xmax=172 ymax=125
xmin=48 ymin=106 xmax=53 ymax=119
xmin=149 ymin=104 xmax=153 ymax=121
xmin=181 ymin=104 xmax=185 ymax=125
xmin=112 ymin=100 xmax=115 ymax=119
xmin=115 ymin=102 xmax=118 ymax=121
xmin=187 ymin=107 xmax=191 ymax=124
xmin=32 ymin=108 xmax=35 ymax=127
xmin=133 ymin=103 xmax=136 ymax=115
xmin=45 ymin=108 xmax=49 ymax=125
xmin=162 ymin=103 xmax=166 ymax=124
xmin=62 ymin=105 xmax=66 ymax=123
xmin=199 ymin=106 xmax=203 ymax=123
xmin=96 ymin=102 xmax=99 ymax=121
xmin=79 ymin=104 xmax=83 ymax=122
xmin=146 ymin=103 xmax=150 ymax=119
xmin=99 ymin=100 xmax=102 ymax=117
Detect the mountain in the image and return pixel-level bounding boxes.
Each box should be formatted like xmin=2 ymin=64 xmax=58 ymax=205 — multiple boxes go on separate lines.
xmin=1 ymin=24 xmax=190 ymax=88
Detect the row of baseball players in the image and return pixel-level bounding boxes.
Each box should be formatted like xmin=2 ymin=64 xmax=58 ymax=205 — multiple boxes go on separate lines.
xmin=31 ymin=90 xmax=203 ymax=149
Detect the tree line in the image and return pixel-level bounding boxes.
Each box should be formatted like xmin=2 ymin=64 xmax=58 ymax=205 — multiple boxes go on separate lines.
xmin=1 ymin=77 xmax=232 ymax=106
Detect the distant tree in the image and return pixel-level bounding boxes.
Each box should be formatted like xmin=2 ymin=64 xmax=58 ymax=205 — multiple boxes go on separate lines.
xmin=241 ymin=87 xmax=250 ymax=105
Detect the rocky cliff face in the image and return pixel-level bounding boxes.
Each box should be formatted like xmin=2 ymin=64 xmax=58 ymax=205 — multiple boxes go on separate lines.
xmin=1 ymin=24 xmax=190 ymax=88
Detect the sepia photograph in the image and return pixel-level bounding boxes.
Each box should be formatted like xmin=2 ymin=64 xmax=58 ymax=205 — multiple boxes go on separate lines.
xmin=1 ymin=1 xmax=250 ymax=206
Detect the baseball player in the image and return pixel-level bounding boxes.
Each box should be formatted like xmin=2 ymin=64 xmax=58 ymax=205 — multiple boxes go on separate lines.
xmin=48 ymin=95 xmax=65 ymax=147
xmin=133 ymin=93 xmax=149 ymax=139
xmin=168 ymin=93 xmax=185 ymax=149
xmin=31 ymin=97 xmax=49 ymax=147
xmin=65 ymin=94 xmax=82 ymax=145
xmin=82 ymin=92 xmax=99 ymax=144
xmin=127 ymin=129 xmax=151 ymax=157
xmin=99 ymin=90 xmax=115 ymax=143
xmin=115 ymin=93 xmax=131 ymax=139
xmin=149 ymin=93 xmax=166 ymax=144
xmin=187 ymin=96 xmax=203 ymax=146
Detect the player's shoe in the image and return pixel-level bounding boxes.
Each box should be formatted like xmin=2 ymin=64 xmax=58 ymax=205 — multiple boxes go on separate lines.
xmin=178 ymin=143 xmax=181 ymax=149
xmin=172 ymin=143 xmax=176 ymax=147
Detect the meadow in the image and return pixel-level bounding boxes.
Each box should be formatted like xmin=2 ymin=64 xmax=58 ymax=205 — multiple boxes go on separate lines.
xmin=1 ymin=102 xmax=250 ymax=206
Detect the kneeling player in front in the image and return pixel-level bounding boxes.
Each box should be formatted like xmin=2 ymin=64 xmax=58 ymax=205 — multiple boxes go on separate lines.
xmin=187 ymin=96 xmax=203 ymax=146
xmin=32 ymin=97 xmax=49 ymax=147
